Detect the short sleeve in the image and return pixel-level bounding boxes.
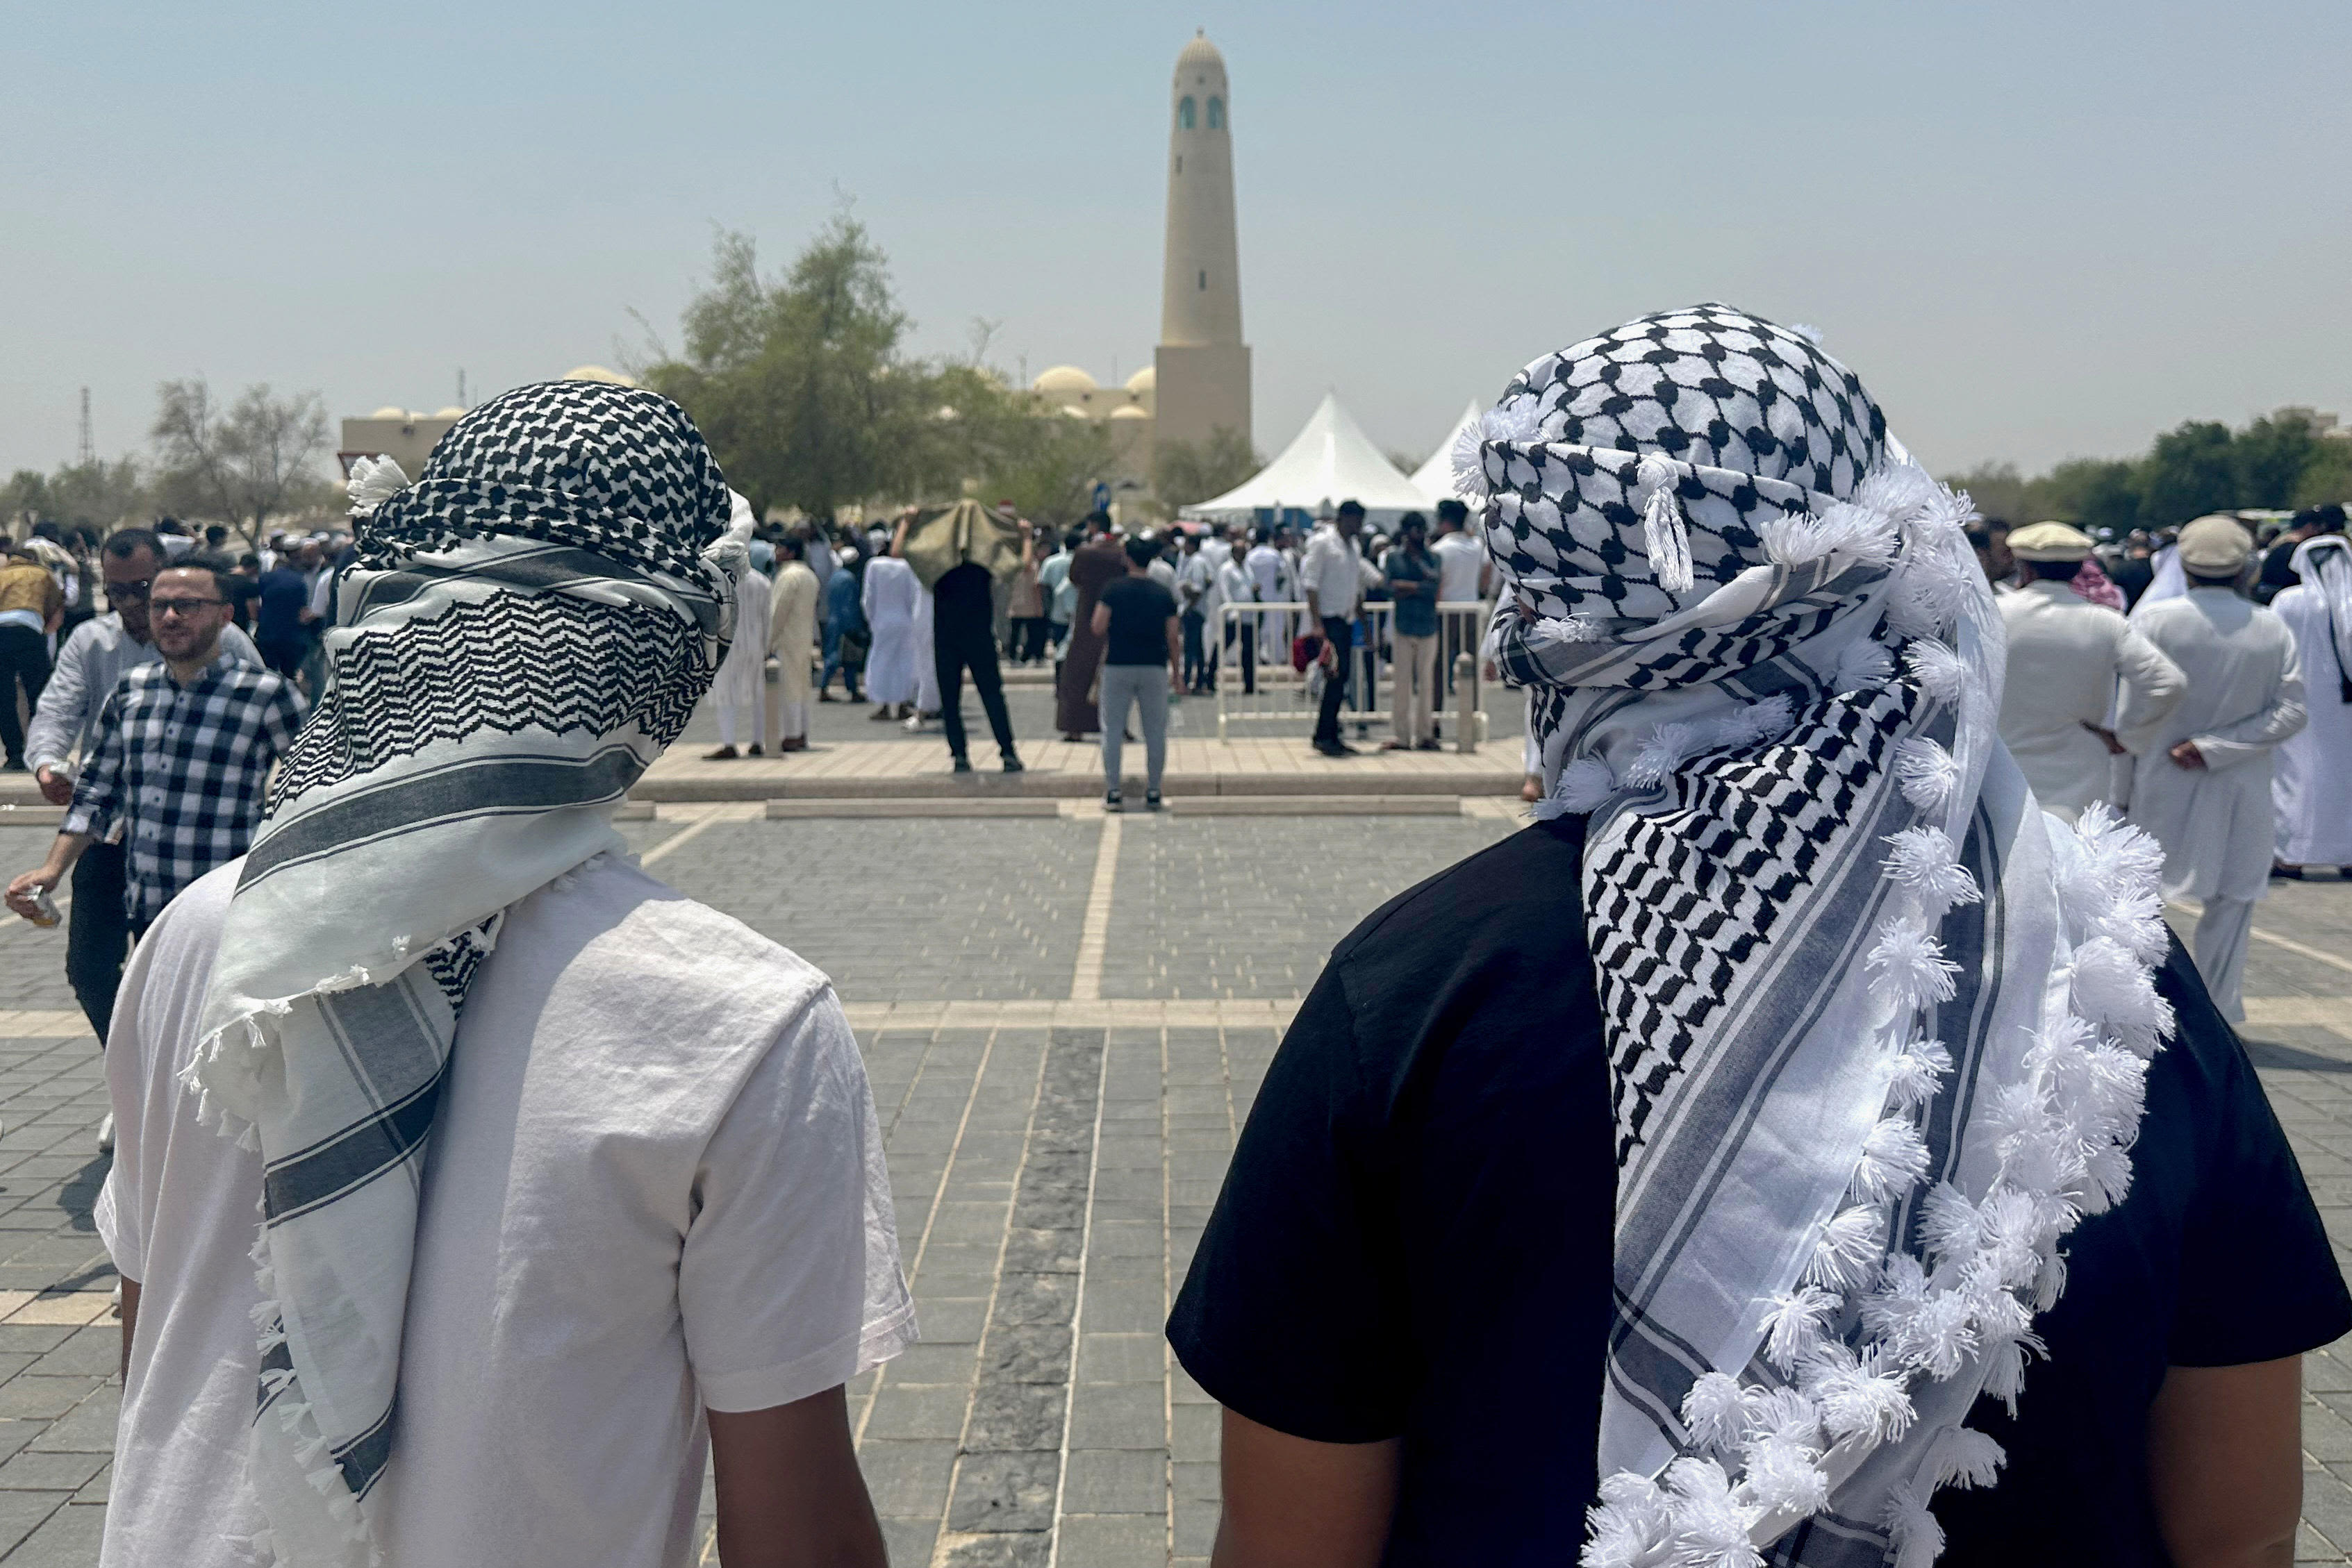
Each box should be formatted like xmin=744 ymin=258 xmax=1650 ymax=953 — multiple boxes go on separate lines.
xmin=1166 ymin=967 xmax=1407 ymax=1443
xmin=2168 ymin=960 xmax=2352 ymax=1366
xmin=679 ymin=992 xmax=916 ymax=1412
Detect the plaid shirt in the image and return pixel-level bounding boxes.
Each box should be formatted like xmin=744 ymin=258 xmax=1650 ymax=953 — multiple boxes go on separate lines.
xmin=63 ymin=657 xmax=307 ymax=926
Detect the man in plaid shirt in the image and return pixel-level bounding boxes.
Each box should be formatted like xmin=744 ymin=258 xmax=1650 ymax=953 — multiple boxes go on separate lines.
xmin=7 ymin=564 xmax=305 ymax=938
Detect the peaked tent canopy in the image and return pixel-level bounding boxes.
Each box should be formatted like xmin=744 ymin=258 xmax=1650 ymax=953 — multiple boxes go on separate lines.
xmin=1182 ymin=392 xmax=1433 ymax=527
xmin=1409 ymin=399 xmax=1483 ymax=510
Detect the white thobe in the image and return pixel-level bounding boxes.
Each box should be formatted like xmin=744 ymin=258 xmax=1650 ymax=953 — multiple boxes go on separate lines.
xmin=1245 ymin=544 xmax=1292 ymax=658
xmin=710 ymin=567 xmax=772 ymax=748
xmin=2271 ymin=559 xmax=2352 ymax=865
xmin=2126 ymin=589 xmax=2306 ymax=901
xmin=767 ymin=561 xmax=820 ymax=741
xmin=2123 ymin=587 xmax=2306 ymax=1020
xmin=911 ymin=585 xmax=938 ymax=713
xmin=1996 ymin=581 xmax=2185 ymax=823
xmin=861 ymin=557 xmax=922 ymax=706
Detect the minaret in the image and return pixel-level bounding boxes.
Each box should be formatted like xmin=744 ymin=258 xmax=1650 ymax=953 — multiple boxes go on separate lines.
xmin=1153 ymin=30 xmax=1252 ymax=456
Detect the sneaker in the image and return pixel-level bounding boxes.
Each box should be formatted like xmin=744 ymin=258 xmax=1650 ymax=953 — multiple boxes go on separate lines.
xmin=1002 ymin=753 xmax=1025 ymax=774
xmin=1314 ymin=740 xmax=1359 ymax=758
xmin=702 ymin=744 xmax=739 ymax=761
xmin=98 ymin=1113 xmax=114 ymax=1156
xmin=747 ymin=744 xmax=764 ymax=757
xmin=952 ymin=756 xmax=974 ymax=774
xmin=1145 ymin=789 xmax=1162 ymax=811
xmin=1104 ymin=791 xmax=1123 ymax=813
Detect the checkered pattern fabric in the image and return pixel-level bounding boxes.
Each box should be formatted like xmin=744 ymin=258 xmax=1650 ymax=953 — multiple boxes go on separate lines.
xmin=1469 ymin=303 xmax=1889 ymax=624
xmin=63 ymin=660 xmax=305 ymax=926
xmin=361 ymin=379 xmax=733 ymax=583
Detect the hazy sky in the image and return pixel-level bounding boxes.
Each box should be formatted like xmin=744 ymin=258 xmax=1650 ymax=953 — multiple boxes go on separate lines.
xmin=8 ymin=1 xmax=2349 ymax=484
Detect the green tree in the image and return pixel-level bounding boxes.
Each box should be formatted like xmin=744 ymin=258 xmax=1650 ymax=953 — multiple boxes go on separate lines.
xmin=150 ymin=378 xmax=334 ymax=544
xmin=2135 ymin=420 xmax=2237 ymax=529
xmin=1152 ymin=426 xmax=1262 ymax=508
xmin=1945 ymin=462 xmax=2028 ymax=524
xmin=645 ymin=222 xmax=950 ymax=521
xmin=2292 ymin=439 xmax=2352 ymax=508
xmin=2230 ymin=407 xmax=2324 ymax=508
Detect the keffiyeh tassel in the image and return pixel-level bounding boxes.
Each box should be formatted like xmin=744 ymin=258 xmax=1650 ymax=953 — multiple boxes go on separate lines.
xmin=1637 ymin=455 xmax=1697 ymax=595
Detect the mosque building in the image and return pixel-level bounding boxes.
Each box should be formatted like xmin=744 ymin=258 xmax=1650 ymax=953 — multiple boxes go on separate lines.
xmin=1025 ymin=29 xmax=1252 ymax=492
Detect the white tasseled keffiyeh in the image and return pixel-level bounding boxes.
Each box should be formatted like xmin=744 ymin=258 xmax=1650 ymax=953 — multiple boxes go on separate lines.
xmin=1459 ymin=306 xmax=2171 ymax=1568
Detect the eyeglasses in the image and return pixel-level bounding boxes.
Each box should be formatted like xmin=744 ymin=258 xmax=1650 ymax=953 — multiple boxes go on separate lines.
xmin=148 ymin=597 xmax=226 ymax=618
xmin=103 ymin=580 xmax=152 ymax=602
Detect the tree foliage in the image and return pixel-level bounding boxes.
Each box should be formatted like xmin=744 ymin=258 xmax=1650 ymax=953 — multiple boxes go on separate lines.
xmin=1943 ymin=406 xmax=2352 ymax=535
xmin=1152 ymin=426 xmax=1262 ymax=508
xmin=645 ymin=219 xmax=1141 ymax=526
xmin=150 ymin=379 xmax=335 ymax=544
xmin=1 ymin=458 xmax=147 ymax=535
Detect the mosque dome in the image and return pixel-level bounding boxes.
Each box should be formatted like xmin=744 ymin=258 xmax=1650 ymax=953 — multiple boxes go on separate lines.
xmin=1109 ymin=405 xmax=1150 ymax=421
xmin=1058 ymin=404 xmax=1094 ymax=420
xmin=1033 ymin=365 xmax=1098 ymax=393
xmin=1124 ymin=366 xmax=1156 ymax=394
xmin=563 ymin=365 xmax=638 ymax=386
xmin=1177 ymin=30 xmax=1224 ymax=70
xmin=370 ymin=406 xmax=406 ymax=419
xmin=433 ymin=406 xmax=465 ymax=418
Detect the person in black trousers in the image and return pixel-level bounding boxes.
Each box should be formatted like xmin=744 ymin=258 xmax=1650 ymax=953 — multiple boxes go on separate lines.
xmin=1304 ymin=502 xmax=1366 ymax=756
xmin=933 ymin=560 xmax=1025 ymax=774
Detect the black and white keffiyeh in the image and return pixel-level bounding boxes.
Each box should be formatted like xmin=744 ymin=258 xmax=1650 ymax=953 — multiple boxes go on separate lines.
xmin=189 ymin=380 xmax=743 ymax=1565
xmin=1459 ymin=306 xmax=2173 ymax=1567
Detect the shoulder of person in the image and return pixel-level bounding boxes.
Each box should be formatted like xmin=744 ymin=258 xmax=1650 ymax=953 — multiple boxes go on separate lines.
xmin=1325 ymin=817 xmax=1596 ymax=1035
xmin=534 ymin=856 xmax=835 ymax=1046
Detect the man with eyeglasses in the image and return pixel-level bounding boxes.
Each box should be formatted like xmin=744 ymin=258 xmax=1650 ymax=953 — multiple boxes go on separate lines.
xmin=16 ymin=543 xmax=273 ymax=1052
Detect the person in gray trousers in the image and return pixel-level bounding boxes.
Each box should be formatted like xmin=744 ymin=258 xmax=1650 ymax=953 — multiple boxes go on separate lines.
xmin=1092 ymin=533 xmax=1182 ymax=812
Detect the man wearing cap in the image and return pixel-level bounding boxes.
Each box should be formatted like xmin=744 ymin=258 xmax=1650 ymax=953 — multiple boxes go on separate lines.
xmin=1996 ymin=522 xmax=2185 ymax=823
xmin=2124 ymin=514 xmax=2307 ymax=1021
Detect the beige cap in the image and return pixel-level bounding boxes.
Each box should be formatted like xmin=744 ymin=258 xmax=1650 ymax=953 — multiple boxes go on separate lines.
xmin=2178 ymin=514 xmax=2254 ymax=575
xmin=2008 ymin=521 xmax=2094 ymax=562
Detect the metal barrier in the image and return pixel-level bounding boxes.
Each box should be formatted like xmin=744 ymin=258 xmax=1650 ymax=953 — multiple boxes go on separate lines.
xmin=1213 ymin=601 xmax=1489 ymax=748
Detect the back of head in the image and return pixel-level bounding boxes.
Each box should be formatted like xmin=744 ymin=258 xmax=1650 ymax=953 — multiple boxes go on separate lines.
xmin=1123 ymin=533 xmax=1160 ymax=571
xmin=2176 ymin=513 xmax=2253 ymax=581
xmin=1434 ymin=497 xmax=1468 ymax=530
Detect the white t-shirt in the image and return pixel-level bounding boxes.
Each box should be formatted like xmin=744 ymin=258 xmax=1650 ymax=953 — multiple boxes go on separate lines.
xmin=97 ymin=853 xmax=914 ymax=1568
xmin=1432 ymin=530 xmax=1487 ymax=606
xmin=1299 ymin=525 xmax=1363 ymax=622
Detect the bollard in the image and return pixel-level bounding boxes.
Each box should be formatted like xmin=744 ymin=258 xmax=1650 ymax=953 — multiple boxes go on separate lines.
xmin=1453 ymin=653 xmax=1477 ymax=755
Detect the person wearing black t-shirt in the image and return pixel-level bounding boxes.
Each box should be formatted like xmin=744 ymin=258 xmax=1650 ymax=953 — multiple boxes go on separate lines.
xmin=1091 ymin=533 xmax=1181 ymax=812
xmin=1168 ymin=306 xmax=2351 ymax=1568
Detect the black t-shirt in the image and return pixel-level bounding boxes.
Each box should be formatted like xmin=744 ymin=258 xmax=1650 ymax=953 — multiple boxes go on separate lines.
xmin=1166 ymin=815 xmax=2351 ymax=1567
xmin=1100 ymin=575 xmax=1177 ymax=665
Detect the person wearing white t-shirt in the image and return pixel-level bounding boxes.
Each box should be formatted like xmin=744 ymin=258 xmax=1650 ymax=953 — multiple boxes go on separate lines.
xmin=1302 ymin=502 xmax=1368 ymax=756
xmin=90 ymin=381 xmax=910 ymax=1568
xmin=1430 ymin=498 xmax=1489 ymax=696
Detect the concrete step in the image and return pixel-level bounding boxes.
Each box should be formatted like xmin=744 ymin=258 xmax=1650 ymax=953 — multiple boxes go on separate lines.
xmin=636 ymin=769 xmax=1521 ymax=802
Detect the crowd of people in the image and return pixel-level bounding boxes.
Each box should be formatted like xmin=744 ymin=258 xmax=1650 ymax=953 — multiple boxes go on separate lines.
xmin=681 ymin=492 xmax=1497 ymax=803
xmin=1985 ymin=505 xmax=2348 ymax=1023
xmin=0 ymin=318 xmax=2345 ymax=1567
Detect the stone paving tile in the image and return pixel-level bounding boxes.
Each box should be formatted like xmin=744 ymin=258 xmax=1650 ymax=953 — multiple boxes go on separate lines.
xmin=647 ymin=819 xmax=1095 ymax=1003
xmin=1099 ymin=817 xmax=1516 ymax=999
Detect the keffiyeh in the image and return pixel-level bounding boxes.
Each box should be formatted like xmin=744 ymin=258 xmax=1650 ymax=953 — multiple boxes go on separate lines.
xmin=1459 ymin=306 xmax=2171 ymax=1567
xmin=190 ymin=380 xmax=743 ymax=1565
xmin=2290 ymin=533 xmax=2352 ymax=699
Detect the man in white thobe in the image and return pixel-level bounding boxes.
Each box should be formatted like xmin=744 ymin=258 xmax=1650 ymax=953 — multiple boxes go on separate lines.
xmin=860 ymin=549 xmax=922 ymax=721
xmin=2123 ymin=516 xmax=2307 ymax=1021
xmin=705 ymin=493 xmax=773 ymax=759
xmin=2271 ymin=530 xmax=2352 ymax=874
xmin=1245 ymin=528 xmax=1292 ymax=662
xmin=1996 ymin=522 xmax=2185 ymax=824
xmin=767 ymin=537 xmax=820 ymax=753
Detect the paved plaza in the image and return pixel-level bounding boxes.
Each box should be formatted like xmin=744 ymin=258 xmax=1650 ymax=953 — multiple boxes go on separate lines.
xmin=0 ymin=813 xmax=2346 ymax=1563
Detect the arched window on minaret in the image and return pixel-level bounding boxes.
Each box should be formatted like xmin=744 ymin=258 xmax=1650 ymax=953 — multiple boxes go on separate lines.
xmin=1177 ymin=96 xmax=1196 ymax=131
xmin=1207 ymin=96 xmax=1224 ymax=131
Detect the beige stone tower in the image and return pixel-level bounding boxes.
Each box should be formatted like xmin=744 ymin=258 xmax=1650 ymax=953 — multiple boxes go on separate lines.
xmin=1153 ymin=31 xmax=1251 ymax=454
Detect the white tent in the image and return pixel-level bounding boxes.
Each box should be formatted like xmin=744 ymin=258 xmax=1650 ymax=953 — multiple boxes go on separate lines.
xmin=1409 ymin=399 xmax=1482 ymax=509
xmin=1183 ymin=392 xmax=1434 ymax=526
